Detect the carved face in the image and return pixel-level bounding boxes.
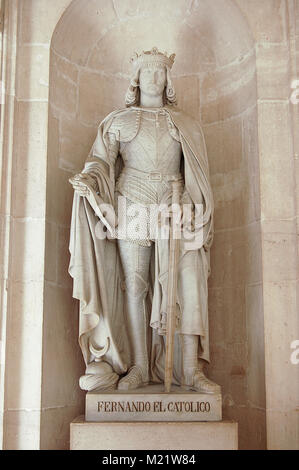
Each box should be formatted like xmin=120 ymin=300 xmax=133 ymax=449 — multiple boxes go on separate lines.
xmin=139 ymin=64 xmax=167 ymax=97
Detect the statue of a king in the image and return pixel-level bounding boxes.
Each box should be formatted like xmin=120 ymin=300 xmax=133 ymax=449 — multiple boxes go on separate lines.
xmin=69 ymin=47 xmax=220 ymax=395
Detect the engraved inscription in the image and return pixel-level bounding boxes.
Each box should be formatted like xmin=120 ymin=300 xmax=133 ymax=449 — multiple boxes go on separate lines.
xmin=97 ymin=400 xmax=211 ymax=413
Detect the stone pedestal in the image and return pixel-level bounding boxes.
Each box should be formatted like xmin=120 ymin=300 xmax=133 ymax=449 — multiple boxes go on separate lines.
xmin=70 ymin=417 xmax=238 ymax=450
xmin=71 ymin=385 xmax=237 ymax=450
xmin=86 ymin=384 xmax=222 ymax=422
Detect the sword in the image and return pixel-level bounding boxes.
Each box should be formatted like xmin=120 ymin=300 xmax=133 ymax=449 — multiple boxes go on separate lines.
xmin=164 ymin=181 xmax=181 ymax=393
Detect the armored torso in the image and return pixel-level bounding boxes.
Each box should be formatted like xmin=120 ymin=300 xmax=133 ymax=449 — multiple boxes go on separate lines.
xmin=120 ymin=108 xmax=182 ymax=174
xmin=111 ymin=107 xmax=183 ymax=206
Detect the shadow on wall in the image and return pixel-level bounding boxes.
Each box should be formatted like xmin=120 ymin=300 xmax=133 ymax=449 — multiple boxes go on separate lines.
xmin=45 ymin=0 xmax=265 ymax=450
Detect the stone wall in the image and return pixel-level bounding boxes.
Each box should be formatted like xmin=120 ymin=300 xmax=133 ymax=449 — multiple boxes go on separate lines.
xmin=0 ymin=0 xmax=80 ymax=450
xmin=237 ymin=0 xmax=299 ymax=449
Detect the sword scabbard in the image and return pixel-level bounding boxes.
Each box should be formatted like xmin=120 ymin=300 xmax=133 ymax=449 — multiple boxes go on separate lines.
xmin=164 ymin=181 xmax=181 ymax=393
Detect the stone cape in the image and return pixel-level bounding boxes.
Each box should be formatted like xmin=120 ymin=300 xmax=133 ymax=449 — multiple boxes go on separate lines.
xmin=68 ymin=105 xmax=214 ymax=387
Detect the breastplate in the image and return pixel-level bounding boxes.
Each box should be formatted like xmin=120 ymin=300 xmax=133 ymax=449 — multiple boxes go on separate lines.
xmin=120 ymin=109 xmax=182 ymax=174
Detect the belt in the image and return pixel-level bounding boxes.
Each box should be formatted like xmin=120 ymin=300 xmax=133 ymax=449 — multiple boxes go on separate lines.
xmin=122 ymin=167 xmax=183 ymax=182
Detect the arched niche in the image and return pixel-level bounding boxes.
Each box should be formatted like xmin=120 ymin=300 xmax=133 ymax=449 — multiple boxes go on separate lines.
xmin=45 ymin=0 xmax=265 ymax=449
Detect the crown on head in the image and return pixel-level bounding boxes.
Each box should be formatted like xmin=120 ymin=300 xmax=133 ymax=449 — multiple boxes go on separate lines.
xmin=130 ymin=47 xmax=176 ymax=70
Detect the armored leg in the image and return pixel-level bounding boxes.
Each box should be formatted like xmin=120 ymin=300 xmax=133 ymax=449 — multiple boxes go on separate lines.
xmin=117 ymin=239 xmax=152 ymax=390
xmin=181 ymin=334 xmax=221 ymax=394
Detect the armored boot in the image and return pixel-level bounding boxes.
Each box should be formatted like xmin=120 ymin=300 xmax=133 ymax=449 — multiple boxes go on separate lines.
xmin=118 ymin=241 xmax=151 ymax=390
xmin=181 ymin=334 xmax=221 ymax=394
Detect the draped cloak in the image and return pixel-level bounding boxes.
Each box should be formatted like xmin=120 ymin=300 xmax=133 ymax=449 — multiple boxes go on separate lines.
xmin=69 ymin=105 xmax=214 ymax=385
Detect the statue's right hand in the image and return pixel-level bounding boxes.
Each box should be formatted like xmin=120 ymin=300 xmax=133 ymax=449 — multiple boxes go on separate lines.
xmin=69 ymin=173 xmax=94 ymax=197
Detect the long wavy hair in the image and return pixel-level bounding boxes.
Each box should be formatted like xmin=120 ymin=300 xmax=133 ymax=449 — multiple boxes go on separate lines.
xmin=125 ymin=66 xmax=177 ymax=107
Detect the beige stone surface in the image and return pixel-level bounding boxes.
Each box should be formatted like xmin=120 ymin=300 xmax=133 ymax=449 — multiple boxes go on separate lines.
xmin=245 ymin=284 xmax=266 ymax=409
xmin=262 ymin=232 xmax=297 ymax=283
xmin=4 ymin=410 xmax=41 ymax=450
xmin=50 ymin=53 xmax=78 ymax=117
xmin=46 ymin=167 xmax=75 ymax=226
xmin=113 ymin=0 xmax=193 ymax=21
xmin=209 ymin=224 xmax=262 ymax=289
xmin=185 ymin=0 xmax=253 ymax=67
xmin=13 ymin=101 xmax=48 ymax=218
xmin=209 ymin=287 xmax=246 ymax=342
xmin=10 ymin=219 xmax=45 ymax=282
xmin=256 ymin=43 xmax=290 ymax=100
xmin=45 ymin=221 xmax=57 ymax=283
xmin=266 ymin=410 xmax=299 ymax=450
xmin=172 ymin=76 xmax=200 ymax=120
xmin=20 ymin=0 xmax=72 ymax=44
xmin=201 ymin=75 xmax=256 ymax=124
xmin=226 ymin=405 xmax=266 ymax=450
xmin=5 ymin=281 xmax=44 ymax=410
xmin=263 ymin=281 xmax=298 ymax=410
xmin=40 ymin=405 xmax=84 ymax=450
xmin=16 ymin=45 xmax=50 ymax=101
xmin=52 ymin=0 xmax=118 ymax=66
xmin=70 ymin=416 xmax=238 ymax=450
xmin=87 ymin=20 xmax=184 ymax=76
xmin=258 ymin=102 xmax=295 ymax=220
xmin=42 ymin=284 xmax=84 ymax=408
xmin=235 ymin=0 xmax=287 ymax=43
xmin=78 ymin=71 xmax=128 ymax=125
xmin=204 ymin=118 xmax=243 ymax=176
xmin=59 ymin=118 xmax=97 ymax=172
xmin=242 ymin=107 xmax=261 ymax=224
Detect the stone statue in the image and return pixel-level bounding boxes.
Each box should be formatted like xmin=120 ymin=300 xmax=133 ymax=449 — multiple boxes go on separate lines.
xmin=69 ymin=47 xmax=220 ymax=395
